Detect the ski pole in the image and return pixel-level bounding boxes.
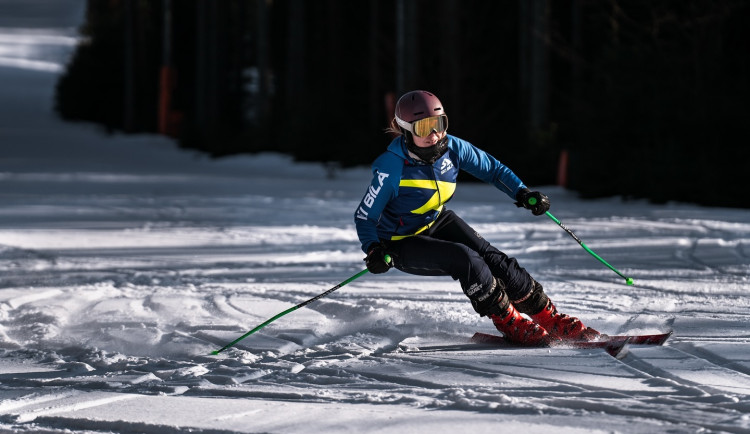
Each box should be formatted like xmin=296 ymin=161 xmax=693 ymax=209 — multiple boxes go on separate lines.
xmin=545 ymin=211 xmax=634 ymax=286
xmin=211 ymin=255 xmax=391 ymax=355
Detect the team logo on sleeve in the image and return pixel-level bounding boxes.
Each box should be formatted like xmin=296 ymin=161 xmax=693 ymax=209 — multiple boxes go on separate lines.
xmin=356 ymin=172 xmax=389 ymax=220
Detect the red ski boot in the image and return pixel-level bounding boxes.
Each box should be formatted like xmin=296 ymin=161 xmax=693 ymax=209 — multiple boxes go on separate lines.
xmin=489 ymin=302 xmax=556 ymax=347
xmin=530 ymin=299 xmax=600 ymax=341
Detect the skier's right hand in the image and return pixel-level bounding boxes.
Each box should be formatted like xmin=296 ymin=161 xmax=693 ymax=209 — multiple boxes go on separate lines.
xmin=365 ymin=243 xmax=392 ymax=274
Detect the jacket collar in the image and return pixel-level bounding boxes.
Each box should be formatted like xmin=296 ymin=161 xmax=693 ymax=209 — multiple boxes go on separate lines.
xmin=387 ymin=136 xmax=446 ymax=165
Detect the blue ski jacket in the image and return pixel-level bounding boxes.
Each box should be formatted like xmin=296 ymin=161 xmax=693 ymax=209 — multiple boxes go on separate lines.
xmin=354 ymin=134 xmax=526 ymax=253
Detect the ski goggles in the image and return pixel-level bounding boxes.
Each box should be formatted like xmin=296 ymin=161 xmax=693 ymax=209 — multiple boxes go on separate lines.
xmin=396 ymin=115 xmax=449 ymax=138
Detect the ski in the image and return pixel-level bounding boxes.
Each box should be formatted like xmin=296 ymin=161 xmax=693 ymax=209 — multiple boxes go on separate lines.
xmin=471 ymin=331 xmax=672 ymax=357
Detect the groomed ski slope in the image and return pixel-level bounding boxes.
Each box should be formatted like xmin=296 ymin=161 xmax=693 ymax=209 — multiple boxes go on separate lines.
xmin=1 ymin=1 xmax=750 ymax=432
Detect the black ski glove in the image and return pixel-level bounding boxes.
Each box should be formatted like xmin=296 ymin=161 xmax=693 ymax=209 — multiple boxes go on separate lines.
xmin=515 ymin=188 xmax=550 ymax=216
xmin=364 ymin=243 xmax=392 ymax=274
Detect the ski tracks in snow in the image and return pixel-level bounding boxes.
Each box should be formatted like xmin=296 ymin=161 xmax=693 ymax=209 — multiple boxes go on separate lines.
xmin=2 ymin=183 xmax=750 ymax=432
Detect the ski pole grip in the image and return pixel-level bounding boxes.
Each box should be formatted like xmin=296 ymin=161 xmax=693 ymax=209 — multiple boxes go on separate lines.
xmin=384 ymin=254 xmax=392 ymax=265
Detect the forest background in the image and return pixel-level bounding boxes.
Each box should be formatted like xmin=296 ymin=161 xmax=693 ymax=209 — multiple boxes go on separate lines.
xmin=55 ymin=0 xmax=750 ymax=208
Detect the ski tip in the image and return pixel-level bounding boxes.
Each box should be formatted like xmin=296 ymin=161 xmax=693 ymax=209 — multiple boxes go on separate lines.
xmin=210 ymin=350 xmax=220 ymax=356
xmin=661 ymin=330 xmax=674 ymax=342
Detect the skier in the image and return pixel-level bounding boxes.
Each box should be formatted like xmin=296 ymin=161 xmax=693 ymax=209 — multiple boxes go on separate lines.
xmin=354 ymin=90 xmax=600 ymax=346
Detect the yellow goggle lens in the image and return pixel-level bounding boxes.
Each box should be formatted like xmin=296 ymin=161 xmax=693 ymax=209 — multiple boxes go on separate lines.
xmin=412 ymin=115 xmax=448 ymax=138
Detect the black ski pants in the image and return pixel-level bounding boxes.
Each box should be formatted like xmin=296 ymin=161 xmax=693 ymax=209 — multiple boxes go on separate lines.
xmin=384 ymin=210 xmax=535 ymax=315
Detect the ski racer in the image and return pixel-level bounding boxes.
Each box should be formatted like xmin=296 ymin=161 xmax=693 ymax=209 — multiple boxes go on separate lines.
xmin=354 ymin=90 xmax=600 ymax=346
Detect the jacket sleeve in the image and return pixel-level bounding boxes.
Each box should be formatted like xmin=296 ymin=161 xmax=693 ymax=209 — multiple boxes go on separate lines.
xmin=451 ymin=136 xmax=526 ymax=199
xmin=354 ymin=153 xmax=402 ymax=253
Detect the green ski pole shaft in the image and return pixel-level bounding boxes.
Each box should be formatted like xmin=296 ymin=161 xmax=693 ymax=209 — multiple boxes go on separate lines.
xmin=211 ymin=255 xmax=390 ymax=355
xmin=545 ymin=211 xmax=634 ymax=286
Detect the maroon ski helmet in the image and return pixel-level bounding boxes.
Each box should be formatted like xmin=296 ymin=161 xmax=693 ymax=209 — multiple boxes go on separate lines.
xmin=394 ymin=90 xmax=446 ymax=124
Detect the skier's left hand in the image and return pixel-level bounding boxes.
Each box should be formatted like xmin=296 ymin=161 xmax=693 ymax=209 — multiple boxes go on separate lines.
xmin=515 ymin=188 xmax=550 ymax=216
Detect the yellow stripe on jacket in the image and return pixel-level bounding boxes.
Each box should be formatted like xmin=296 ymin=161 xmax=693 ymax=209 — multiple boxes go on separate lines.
xmin=398 ymin=179 xmax=457 ymax=214
xmin=389 ymin=179 xmax=457 ymax=240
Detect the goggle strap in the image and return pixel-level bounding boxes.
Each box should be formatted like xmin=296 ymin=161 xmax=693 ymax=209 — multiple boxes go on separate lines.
xmin=395 ymin=116 xmax=412 ymax=133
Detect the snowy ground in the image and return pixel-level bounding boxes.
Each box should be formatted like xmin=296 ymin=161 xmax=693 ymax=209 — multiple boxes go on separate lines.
xmin=2 ymin=2 xmax=750 ymax=433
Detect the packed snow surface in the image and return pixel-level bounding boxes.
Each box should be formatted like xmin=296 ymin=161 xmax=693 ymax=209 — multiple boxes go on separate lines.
xmin=1 ymin=1 xmax=749 ymax=432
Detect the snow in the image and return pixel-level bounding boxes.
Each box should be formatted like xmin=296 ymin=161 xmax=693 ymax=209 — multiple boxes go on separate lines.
xmin=1 ymin=2 xmax=750 ymax=432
